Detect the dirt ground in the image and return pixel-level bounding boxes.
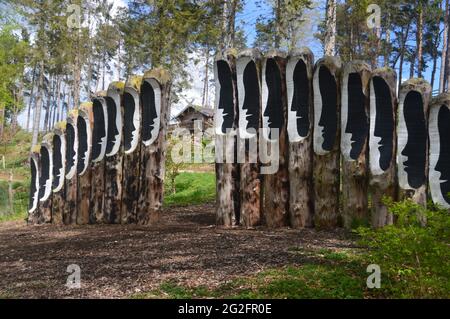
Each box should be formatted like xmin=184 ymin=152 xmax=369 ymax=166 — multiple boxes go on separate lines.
xmin=0 ymin=204 xmax=355 ymax=299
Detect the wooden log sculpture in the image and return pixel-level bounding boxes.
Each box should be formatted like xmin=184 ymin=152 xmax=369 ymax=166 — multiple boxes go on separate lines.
xmin=397 ymin=78 xmax=431 ymax=206
xmin=121 ymin=76 xmax=143 ymax=224
xmin=104 ymin=82 xmax=125 ymax=224
xmin=28 ymin=146 xmax=40 ymax=225
xmin=261 ymin=50 xmax=289 ymax=228
xmin=312 ymin=56 xmax=342 ymax=229
xmin=214 ymin=49 xmax=241 ymax=227
xmin=76 ymin=103 xmax=93 ymax=225
xmin=428 ymin=93 xmax=450 ymax=209
xmin=369 ymin=68 xmax=397 ymax=228
xmin=340 ymin=61 xmax=371 ymax=229
xmin=137 ymin=69 xmax=171 ymax=225
xmin=64 ymin=110 xmax=78 ymax=225
xmin=236 ymin=49 xmax=262 ymax=227
xmin=90 ymin=93 xmax=108 ymax=224
xmin=286 ymin=48 xmax=314 ymax=228
xmin=38 ymin=133 xmax=53 ymax=224
xmin=51 ymin=122 xmax=66 ymax=225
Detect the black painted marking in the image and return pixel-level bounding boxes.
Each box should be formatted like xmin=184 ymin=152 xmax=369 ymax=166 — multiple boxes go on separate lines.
xmin=92 ymin=99 xmax=106 ymax=160
xmin=77 ymin=116 xmax=88 ymax=174
xmin=401 ymin=91 xmax=427 ymax=189
xmin=242 ymin=61 xmax=260 ymax=131
xmin=105 ymin=96 xmax=119 ymax=154
xmin=264 ymin=59 xmax=283 ymax=139
xmin=29 ymin=159 xmax=37 ymax=210
xmin=291 ymin=59 xmax=310 ymax=137
xmin=318 ymin=66 xmax=338 ymax=151
xmin=141 ymin=81 xmax=158 ymax=142
xmin=65 ymin=123 xmax=76 ymax=175
xmin=373 ymin=76 xmax=394 ymax=171
xmin=52 ymin=134 xmax=63 ymax=189
xmin=345 ymin=73 xmax=368 ymax=160
xmin=123 ymin=92 xmax=136 ymax=152
xmin=216 ymin=61 xmax=234 ymax=133
xmin=436 ymin=105 xmax=450 ymax=204
xmin=39 ymin=147 xmax=50 ymax=200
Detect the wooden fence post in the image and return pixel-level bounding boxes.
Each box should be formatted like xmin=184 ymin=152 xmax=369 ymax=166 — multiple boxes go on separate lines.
xmin=51 ymin=122 xmax=66 ymax=225
xmin=121 ymin=76 xmax=143 ymax=224
xmin=261 ymin=50 xmax=289 ymax=228
xmin=76 ymin=103 xmax=93 ymax=225
xmin=64 ymin=110 xmax=78 ymax=225
xmin=38 ymin=133 xmax=53 ymax=224
xmin=286 ymin=48 xmax=315 ymax=228
xmin=340 ymin=61 xmax=371 ymax=229
xmin=214 ymin=49 xmax=241 ymax=227
xmin=90 ymin=93 xmax=108 ymax=224
xmin=237 ymin=49 xmax=262 ymax=228
xmin=28 ymin=146 xmax=40 ymax=225
xmin=312 ymin=56 xmax=342 ymax=229
xmin=428 ymin=92 xmax=450 ymax=209
xmin=369 ymin=68 xmax=398 ymax=228
xmin=397 ymin=79 xmax=431 ymax=207
xmin=104 ymin=82 xmax=125 ymax=224
xmin=137 ymin=68 xmax=171 ymax=225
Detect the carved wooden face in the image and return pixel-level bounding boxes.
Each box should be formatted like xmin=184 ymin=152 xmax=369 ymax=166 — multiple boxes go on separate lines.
xmin=105 ymin=92 xmax=122 ymax=157
xmin=77 ymin=113 xmax=91 ymax=176
xmin=287 ymin=57 xmax=310 ymax=143
xmin=313 ymin=65 xmax=338 ymax=155
xmin=262 ymin=58 xmax=283 ymax=141
xmin=28 ymin=155 xmax=39 ymax=213
xmin=123 ymin=89 xmax=141 ymax=154
xmin=215 ymin=60 xmax=235 ymax=135
xmin=52 ymin=133 xmax=65 ymax=193
xmin=92 ymin=98 xmax=108 ymax=162
xmin=39 ymin=144 xmax=52 ymax=202
xmin=369 ymin=76 xmax=394 ymax=175
xmin=341 ymin=72 xmax=368 ymax=161
xmin=65 ymin=120 xmax=78 ymax=179
xmin=237 ymin=57 xmax=260 ymax=139
xmin=398 ymin=90 xmax=427 ymax=190
xmin=141 ymin=79 xmax=161 ymax=146
xmin=429 ymin=103 xmax=450 ymax=208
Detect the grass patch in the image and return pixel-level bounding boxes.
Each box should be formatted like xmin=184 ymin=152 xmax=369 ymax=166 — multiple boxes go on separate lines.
xmin=164 ymin=172 xmax=215 ymax=207
xmin=0 ymin=179 xmax=29 ymax=222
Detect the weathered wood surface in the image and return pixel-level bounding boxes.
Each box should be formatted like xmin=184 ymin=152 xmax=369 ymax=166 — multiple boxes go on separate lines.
xmin=286 ymin=48 xmax=314 ymax=228
xmin=312 ymin=56 xmax=342 ymax=229
xmin=121 ymin=76 xmax=143 ymax=224
xmin=76 ymin=103 xmax=93 ymax=225
xmin=51 ymin=123 xmax=66 ymax=225
xmin=428 ymin=93 xmax=450 ymax=209
xmin=37 ymin=134 xmax=54 ymax=224
xmin=369 ymin=68 xmax=398 ymax=228
xmin=214 ymin=49 xmax=241 ymax=227
xmin=397 ymin=78 xmax=431 ymax=207
xmin=137 ymin=69 xmax=171 ymax=225
xmin=237 ymin=49 xmax=262 ymax=228
xmin=64 ymin=110 xmax=78 ymax=225
xmin=28 ymin=147 xmax=40 ymax=225
xmin=261 ymin=50 xmax=289 ymax=228
xmin=340 ymin=61 xmax=371 ymax=229
xmin=104 ymin=82 xmax=125 ymax=224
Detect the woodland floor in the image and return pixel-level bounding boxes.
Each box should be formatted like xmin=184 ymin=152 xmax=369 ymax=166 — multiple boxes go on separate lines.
xmin=0 ymin=203 xmax=357 ymax=299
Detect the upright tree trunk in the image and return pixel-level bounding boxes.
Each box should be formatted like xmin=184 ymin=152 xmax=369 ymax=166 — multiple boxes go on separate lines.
xmin=369 ymin=68 xmax=398 ymax=228
xmin=26 ymin=63 xmax=37 ymax=132
xmin=32 ymin=60 xmax=45 ymax=147
xmin=440 ymin=0 xmax=449 ymax=93
xmin=312 ymin=56 xmax=342 ymax=229
xmin=287 ymin=48 xmax=315 ymax=228
xmin=324 ymin=0 xmax=337 ymax=56
xmin=202 ymin=48 xmax=210 ymax=108
xmin=416 ymin=5 xmax=424 ymax=78
xmin=341 ymin=61 xmax=371 ymax=229
xmin=38 ymin=134 xmax=53 ymax=224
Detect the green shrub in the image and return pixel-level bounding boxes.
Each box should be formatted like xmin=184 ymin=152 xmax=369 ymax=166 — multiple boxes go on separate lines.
xmin=356 ymin=199 xmax=450 ymax=298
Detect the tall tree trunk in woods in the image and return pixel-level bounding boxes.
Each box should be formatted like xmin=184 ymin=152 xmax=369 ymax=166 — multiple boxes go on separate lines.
xmin=397 ymin=23 xmax=411 ymax=94
xmin=440 ymin=0 xmax=449 ymax=92
xmin=274 ymin=0 xmax=282 ymax=49
xmin=416 ymin=5 xmax=424 ymax=78
xmin=384 ymin=20 xmax=391 ymax=67
xmin=8 ymin=170 xmax=14 ymax=215
xmin=202 ymin=47 xmax=210 ymax=108
xmin=431 ymin=47 xmax=438 ymax=91
xmin=26 ymin=63 xmax=37 ymax=132
xmin=324 ymin=0 xmax=337 ymax=56
xmin=32 ymin=60 xmax=45 ymax=147
xmin=447 ymin=10 xmax=450 ymax=91
xmin=0 ymin=101 xmax=5 ymax=142
xmin=55 ymin=78 xmax=62 ymax=125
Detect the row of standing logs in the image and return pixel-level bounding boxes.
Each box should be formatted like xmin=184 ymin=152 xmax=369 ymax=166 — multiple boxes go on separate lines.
xmin=215 ymin=47 xmax=450 ymax=229
xmin=28 ymin=69 xmax=171 ymax=226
